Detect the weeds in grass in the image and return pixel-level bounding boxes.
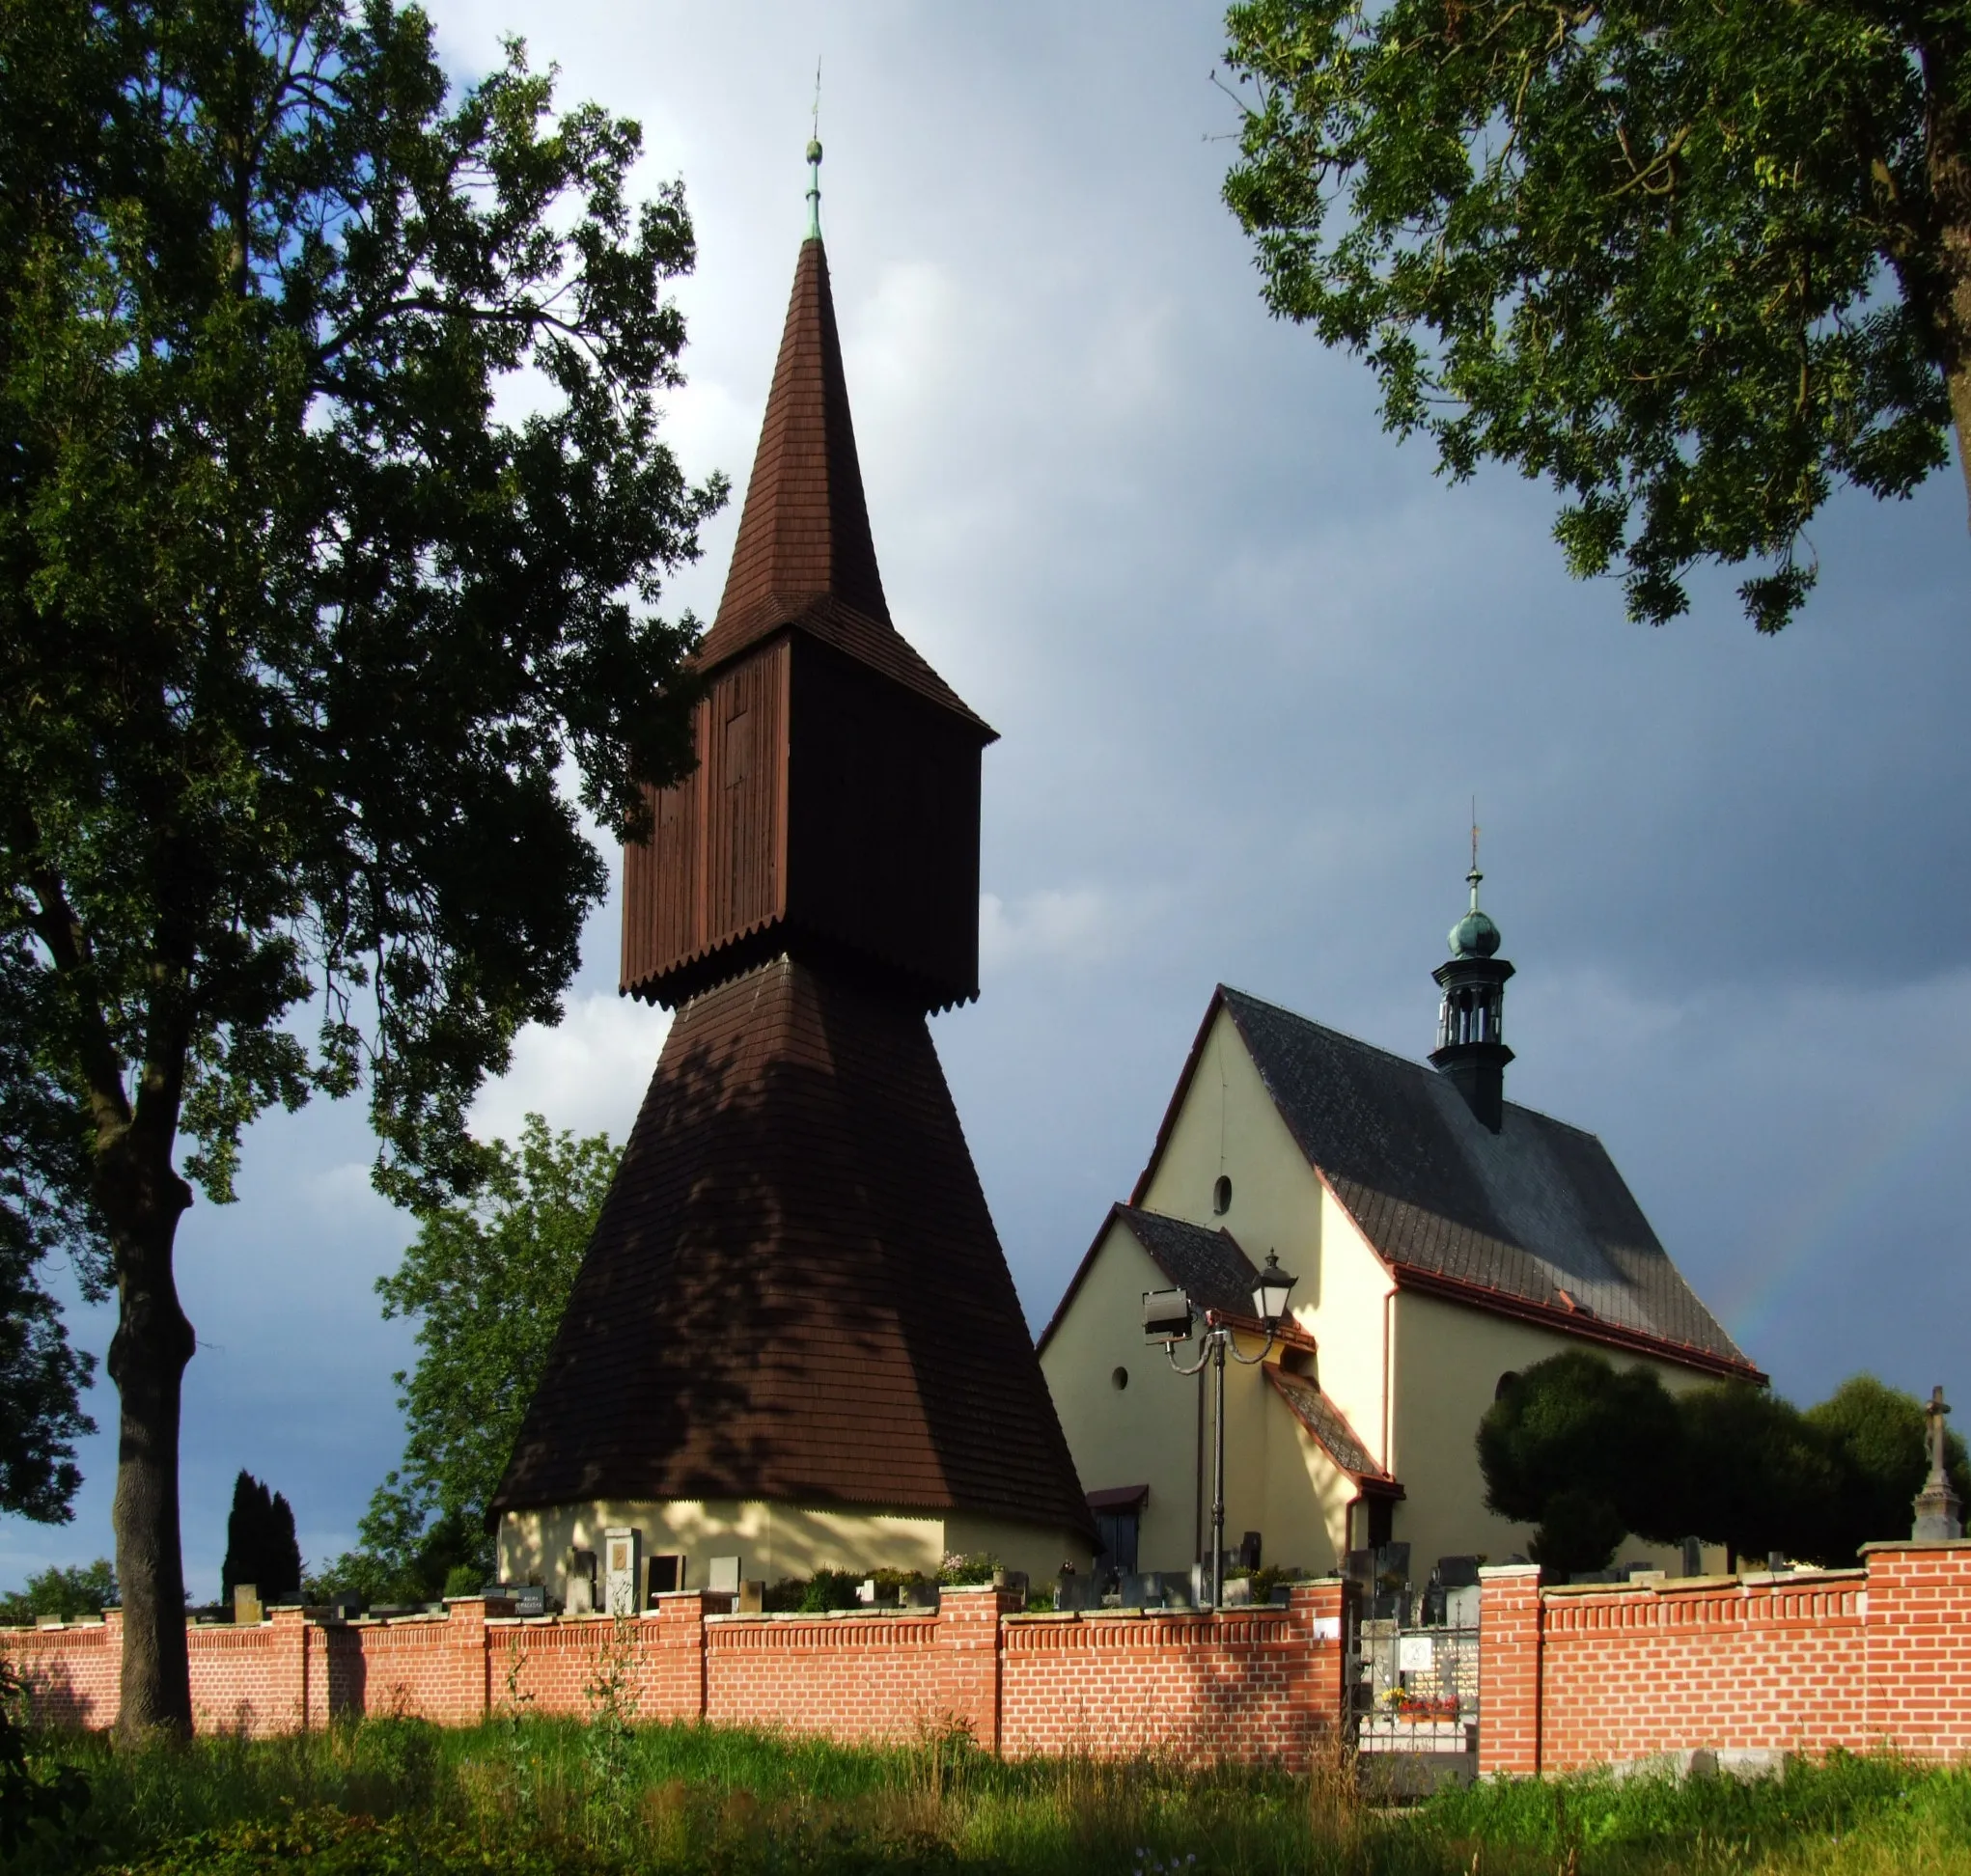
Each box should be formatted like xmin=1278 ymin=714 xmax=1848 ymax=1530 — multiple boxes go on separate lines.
xmin=15 ymin=1721 xmax=1971 ymax=1875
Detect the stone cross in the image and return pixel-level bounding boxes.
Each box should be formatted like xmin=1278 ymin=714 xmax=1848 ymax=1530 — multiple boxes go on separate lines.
xmin=1912 ymin=1385 xmax=1963 ymax=1543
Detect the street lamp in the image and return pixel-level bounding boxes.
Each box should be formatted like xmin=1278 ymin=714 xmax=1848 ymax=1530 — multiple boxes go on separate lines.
xmin=1141 ymin=1250 xmax=1297 ymax=1609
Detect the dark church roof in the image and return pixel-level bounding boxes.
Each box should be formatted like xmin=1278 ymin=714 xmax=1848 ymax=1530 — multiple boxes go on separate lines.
xmin=695 ymin=239 xmax=990 ymax=734
xmin=1265 ymin=1368 xmax=1393 ymax=1485
xmin=1131 ymin=987 xmax=1759 ymax=1380
xmin=1113 ymin=1205 xmax=1259 ymax=1317
xmin=492 ymin=955 xmax=1093 ymax=1537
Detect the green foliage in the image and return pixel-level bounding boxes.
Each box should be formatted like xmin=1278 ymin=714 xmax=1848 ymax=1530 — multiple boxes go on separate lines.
xmin=1805 ymin=1374 xmax=1971 ymax=1564
xmin=0 ymin=1657 xmax=89 ymax=1858
xmin=759 ymin=1570 xmax=867 ymax=1614
xmin=0 ymin=0 xmax=721 ymax=1704
xmin=1223 ymin=0 xmax=1969 ymax=630
xmin=20 ymin=1716 xmax=1971 ymax=1876
xmin=375 ymin=1116 xmax=617 ymax=1568
xmin=1477 ymin=1352 xmax=1681 ymax=1575
xmin=936 ymin=1553 xmax=1004 ymax=1586
xmin=1480 ymin=1358 xmax=1971 ymax=1573
xmin=303 ymin=1503 xmax=486 ymax=1610
xmin=308 ymin=1116 xmax=616 ymax=1604
xmin=1677 ymin=1378 xmax=1846 ymax=1565
xmin=1423 ymin=1749 xmax=1971 ymax=1865
xmin=220 ymin=1473 xmax=299 ymax=1607
xmin=0 ymin=1556 xmax=116 ymax=1625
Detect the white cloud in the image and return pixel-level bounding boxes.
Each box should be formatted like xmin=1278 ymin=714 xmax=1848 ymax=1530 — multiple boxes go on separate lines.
xmin=979 ymin=887 xmax=1122 ymax=974
xmin=467 ymin=991 xmax=672 ymax=1146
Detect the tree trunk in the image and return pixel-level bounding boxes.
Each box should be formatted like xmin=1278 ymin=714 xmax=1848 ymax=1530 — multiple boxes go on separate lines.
xmin=103 ymin=1147 xmax=196 ymax=1742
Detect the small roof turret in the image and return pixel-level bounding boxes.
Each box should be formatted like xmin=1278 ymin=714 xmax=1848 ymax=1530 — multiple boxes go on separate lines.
xmin=1449 ymin=867 xmax=1502 ymax=958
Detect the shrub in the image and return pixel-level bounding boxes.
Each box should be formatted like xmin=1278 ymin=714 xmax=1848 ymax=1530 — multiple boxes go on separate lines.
xmin=0 ymin=1558 xmax=116 ymax=1625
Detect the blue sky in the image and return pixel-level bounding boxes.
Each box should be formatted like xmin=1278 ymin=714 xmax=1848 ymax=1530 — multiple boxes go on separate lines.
xmin=12 ymin=0 xmax=1971 ymax=1596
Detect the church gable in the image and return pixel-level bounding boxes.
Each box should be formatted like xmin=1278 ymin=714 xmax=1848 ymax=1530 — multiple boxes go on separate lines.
xmin=1177 ymin=985 xmax=1756 ymax=1378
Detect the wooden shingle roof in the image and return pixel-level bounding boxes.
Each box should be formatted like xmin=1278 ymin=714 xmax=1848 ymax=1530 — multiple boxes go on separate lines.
xmin=491 ymin=955 xmax=1093 ymax=1538
xmin=695 ymin=238 xmax=990 ymax=734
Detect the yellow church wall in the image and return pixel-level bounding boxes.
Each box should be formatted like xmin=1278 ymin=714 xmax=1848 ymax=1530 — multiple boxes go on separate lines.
xmin=1306 ymin=1184 xmax=1398 ymax=1480
xmin=1101 ymin=1004 xmax=1396 ymax=1570
xmin=1135 ymin=1007 xmax=1322 ymax=1303
xmin=497 ymin=1501 xmax=1089 ymax=1604
xmin=1388 ymin=1288 xmax=1727 ymax=1577
xmin=1039 ymin=1216 xmax=1205 ymax=1571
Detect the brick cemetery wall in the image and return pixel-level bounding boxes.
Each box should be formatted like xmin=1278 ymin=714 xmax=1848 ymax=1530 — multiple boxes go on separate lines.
xmin=1477 ymin=1542 xmax=1971 ymax=1776
xmin=999 ymin=1581 xmax=1346 ymax=1768
xmin=12 ymin=1549 xmax=1971 ymax=1771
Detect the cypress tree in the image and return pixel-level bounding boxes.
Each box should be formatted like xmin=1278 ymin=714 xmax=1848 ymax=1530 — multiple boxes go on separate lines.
xmin=221 ymin=1472 xmax=300 ymax=1606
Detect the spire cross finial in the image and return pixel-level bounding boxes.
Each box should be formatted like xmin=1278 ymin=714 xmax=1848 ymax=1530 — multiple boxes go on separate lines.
xmin=1468 ymin=799 xmax=1482 ymax=907
xmin=805 ymin=61 xmax=823 ymax=241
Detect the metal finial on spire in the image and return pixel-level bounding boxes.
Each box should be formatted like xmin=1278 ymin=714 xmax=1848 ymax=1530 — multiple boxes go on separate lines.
xmin=805 ymin=59 xmax=823 ymax=241
xmin=1468 ymin=799 xmax=1483 ymax=908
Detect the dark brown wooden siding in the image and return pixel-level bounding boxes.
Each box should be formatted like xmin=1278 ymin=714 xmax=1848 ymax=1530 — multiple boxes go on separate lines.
xmin=784 ymin=638 xmax=982 ymax=1004
xmin=622 ymin=638 xmax=790 ymax=995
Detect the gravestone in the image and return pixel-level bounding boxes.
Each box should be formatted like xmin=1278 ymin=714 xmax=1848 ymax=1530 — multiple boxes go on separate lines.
xmin=603 ymin=1528 xmax=641 ymax=1615
xmin=707 ymin=1555 xmax=742 ymax=1594
xmin=1056 ymin=1573 xmax=1100 ymax=1612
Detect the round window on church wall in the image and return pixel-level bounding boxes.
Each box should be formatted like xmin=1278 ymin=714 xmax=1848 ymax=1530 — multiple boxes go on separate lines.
xmin=1111 ymin=1366 xmax=1129 ymax=1391
xmin=1212 ymin=1174 xmax=1232 ymax=1215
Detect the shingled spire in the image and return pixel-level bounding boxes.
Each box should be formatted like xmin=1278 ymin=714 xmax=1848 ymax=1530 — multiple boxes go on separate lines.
xmin=700 ymin=234 xmax=889 ymax=651
xmin=492 ymin=167 xmax=1094 ymax=1573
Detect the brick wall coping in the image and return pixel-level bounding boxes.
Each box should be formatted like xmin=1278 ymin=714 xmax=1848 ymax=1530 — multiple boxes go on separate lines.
xmin=1003 ymin=1608 xmax=1302 ymax=1627
xmin=1478 ymin=1563 xmax=1540 ymax=1580
xmin=706 ymin=1608 xmax=951 ymax=1623
xmin=1861 ymin=1537 xmax=1971 ymax=1553
xmin=1538 ymin=1567 xmax=1867 ymax=1599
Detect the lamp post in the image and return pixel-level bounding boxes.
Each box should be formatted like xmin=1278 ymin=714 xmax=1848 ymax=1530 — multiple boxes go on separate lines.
xmin=1142 ymin=1250 xmax=1297 ymax=1608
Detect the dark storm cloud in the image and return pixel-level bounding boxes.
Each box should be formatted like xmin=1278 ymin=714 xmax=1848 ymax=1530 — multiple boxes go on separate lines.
xmin=7 ymin=0 xmax=1965 ymax=1591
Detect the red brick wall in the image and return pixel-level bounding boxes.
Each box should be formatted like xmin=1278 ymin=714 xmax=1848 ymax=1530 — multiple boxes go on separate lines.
xmin=707 ymin=1612 xmax=944 ymax=1742
xmin=1863 ymin=1543 xmax=1971 ymax=1758
xmin=1478 ymin=1545 xmax=1971 ymax=1777
xmin=1476 ymin=1565 xmax=1541 ymax=1777
xmin=10 ymin=1611 xmax=119 ymax=1729
xmin=15 ymin=1552 xmax=1971 ymax=1772
xmin=1540 ymin=1574 xmax=1867 ymax=1769
xmin=1000 ymin=1583 xmax=1346 ymax=1769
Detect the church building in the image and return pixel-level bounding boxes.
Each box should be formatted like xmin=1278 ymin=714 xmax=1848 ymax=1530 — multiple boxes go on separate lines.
xmin=1038 ymin=866 xmax=1762 ymax=1586
xmin=490 ymin=150 xmax=1093 ymax=1602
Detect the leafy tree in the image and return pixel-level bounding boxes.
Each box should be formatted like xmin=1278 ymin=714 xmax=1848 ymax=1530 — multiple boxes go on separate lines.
xmin=0 ymin=1658 xmax=89 ymax=1858
xmin=220 ymin=1471 xmax=299 ymax=1607
xmin=0 ymin=918 xmax=100 ymax=1525
xmin=0 ymin=1 xmax=719 ymax=1734
xmin=0 ymin=1557 xmax=117 ymax=1626
xmin=1478 ymin=1351 xmax=1684 ymax=1576
xmin=1677 ymin=1379 xmax=1842 ymax=1568
xmin=1223 ymin=0 xmax=1971 ymax=630
xmin=310 ymin=1116 xmax=614 ymax=1604
xmin=1803 ymin=1373 xmax=1971 ymax=1564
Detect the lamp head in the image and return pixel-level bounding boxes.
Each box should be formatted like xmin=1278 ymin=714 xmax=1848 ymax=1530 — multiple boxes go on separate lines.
xmin=1253 ymin=1250 xmax=1297 ymax=1325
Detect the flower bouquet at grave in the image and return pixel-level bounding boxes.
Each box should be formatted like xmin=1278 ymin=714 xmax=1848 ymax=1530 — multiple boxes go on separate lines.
xmin=1384 ymin=1688 xmax=1460 ymax=1724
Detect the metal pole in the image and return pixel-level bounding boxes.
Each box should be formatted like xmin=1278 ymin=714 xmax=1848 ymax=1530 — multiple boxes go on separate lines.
xmin=1211 ymin=1331 xmax=1227 ymax=1610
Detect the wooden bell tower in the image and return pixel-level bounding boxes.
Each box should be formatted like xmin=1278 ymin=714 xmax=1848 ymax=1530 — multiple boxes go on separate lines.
xmin=491 ymin=174 xmax=1093 ymax=1567
xmin=619 ymin=237 xmax=994 ymax=1014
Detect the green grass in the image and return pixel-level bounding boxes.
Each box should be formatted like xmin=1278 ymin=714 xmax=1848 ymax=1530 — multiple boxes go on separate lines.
xmin=12 ymin=1722 xmax=1971 ymax=1876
